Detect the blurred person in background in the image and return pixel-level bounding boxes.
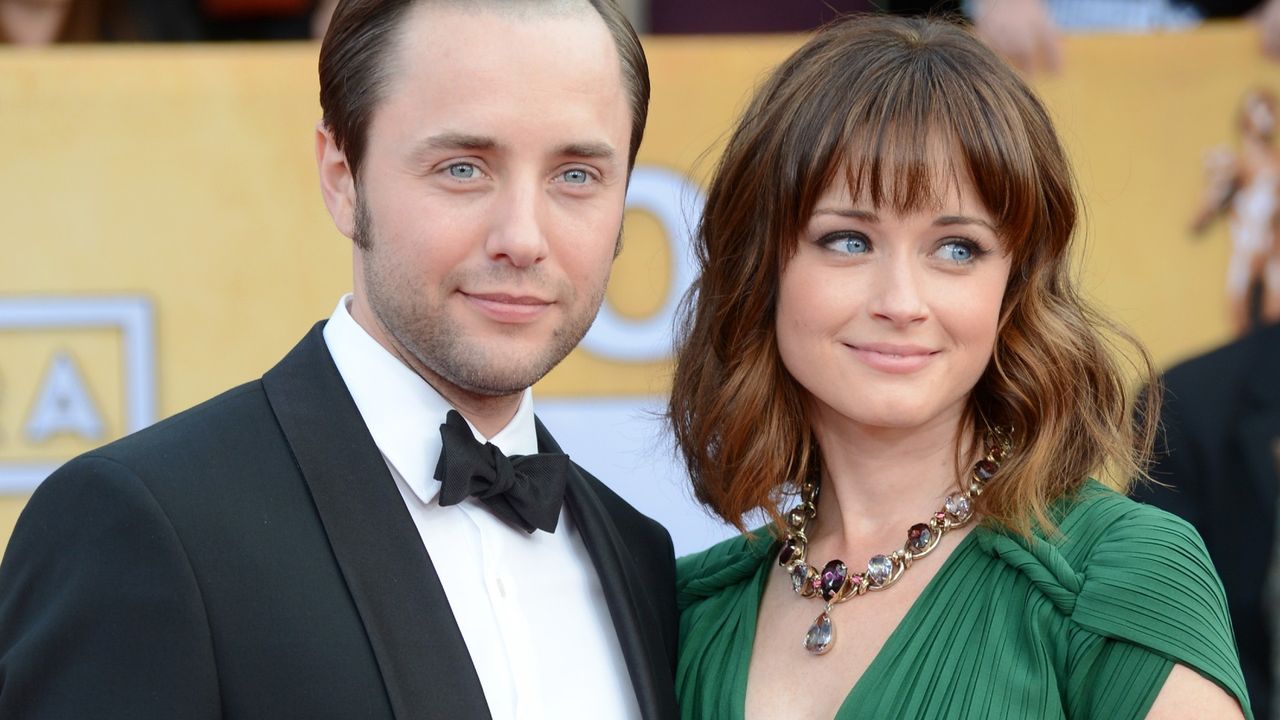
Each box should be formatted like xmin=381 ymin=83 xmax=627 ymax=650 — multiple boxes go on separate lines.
xmin=0 ymin=0 xmax=135 ymax=44
xmin=1135 ymin=86 xmax=1280 ymax=719
xmin=1192 ymin=89 xmax=1280 ymax=336
xmin=0 ymin=0 xmax=327 ymax=44
xmin=968 ymin=0 xmax=1280 ymax=74
xmin=1134 ymin=321 xmax=1280 ymax=718
xmin=645 ymin=0 xmax=961 ymax=34
xmin=191 ymin=0 xmax=329 ymax=39
xmin=123 ymin=0 xmax=337 ymax=40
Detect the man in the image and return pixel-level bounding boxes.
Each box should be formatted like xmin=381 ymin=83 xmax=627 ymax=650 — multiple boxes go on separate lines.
xmin=1133 ymin=321 xmax=1280 ymax=718
xmin=0 ymin=1 xmax=678 ymax=718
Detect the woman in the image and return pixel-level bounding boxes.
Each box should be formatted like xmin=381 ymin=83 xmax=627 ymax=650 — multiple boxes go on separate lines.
xmin=670 ymin=15 xmax=1251 ymax=720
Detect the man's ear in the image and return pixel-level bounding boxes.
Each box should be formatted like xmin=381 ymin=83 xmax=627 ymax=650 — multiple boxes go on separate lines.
xmin=315 ymin=122 xmax=358 ymax=239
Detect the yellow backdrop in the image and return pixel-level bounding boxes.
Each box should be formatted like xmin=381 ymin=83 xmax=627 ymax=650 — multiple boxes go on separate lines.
xmin=0 ymin=23 xmax=1273 ymax=550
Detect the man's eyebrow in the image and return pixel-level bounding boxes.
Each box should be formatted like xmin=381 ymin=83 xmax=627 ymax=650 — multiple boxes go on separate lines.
xmin=412 ymin=132 xmax=501 ymax=157
xmin=409 ymin=135 xmax=617 ymax=165
xmin=556 ymin=141 xmax=617 ymax=162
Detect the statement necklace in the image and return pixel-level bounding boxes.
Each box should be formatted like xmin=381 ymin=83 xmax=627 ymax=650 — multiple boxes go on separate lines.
xmin=777 ymin=430 xmax=1012 ymax=655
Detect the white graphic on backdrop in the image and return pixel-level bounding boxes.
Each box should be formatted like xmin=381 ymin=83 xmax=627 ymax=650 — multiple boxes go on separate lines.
xmin=537 ymin=398 xmax=734 ymax=555
xmin=568 ymin=166 xmax=735 ymax=553
xmin=0 ymin=296 xmax=155 ymax=493
xmin=582 ymin=165 xmax=704 ymax=362
xmin=25 ymin=352 xmax=106 ymax=443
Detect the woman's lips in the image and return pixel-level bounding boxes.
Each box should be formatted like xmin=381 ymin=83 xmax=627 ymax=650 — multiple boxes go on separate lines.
xmin=846 ymin=343 xmax=939 ymax=373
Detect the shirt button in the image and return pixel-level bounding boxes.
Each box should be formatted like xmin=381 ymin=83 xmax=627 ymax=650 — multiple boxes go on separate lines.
xmin=496 ymin=577 xmax=508 ymax=598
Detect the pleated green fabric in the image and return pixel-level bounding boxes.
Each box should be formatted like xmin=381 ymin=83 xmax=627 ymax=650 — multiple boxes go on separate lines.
xmin=676 ymin=481 xmax=1253 ymax=719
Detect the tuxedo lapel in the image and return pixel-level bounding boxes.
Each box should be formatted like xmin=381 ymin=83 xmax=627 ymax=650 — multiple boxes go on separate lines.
xmin=536 ymin=418 xmax=676 ymax=720
xmin=262 ymin=323 xmax=491 ymax=720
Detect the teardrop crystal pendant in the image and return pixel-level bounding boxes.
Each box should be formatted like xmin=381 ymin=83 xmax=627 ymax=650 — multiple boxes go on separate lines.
xmin=804 ymin=611 xmax=834 ymax=655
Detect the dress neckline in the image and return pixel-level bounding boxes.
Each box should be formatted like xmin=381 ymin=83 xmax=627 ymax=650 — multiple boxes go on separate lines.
xmin=735 ymin=528 xmax=985 ymax=719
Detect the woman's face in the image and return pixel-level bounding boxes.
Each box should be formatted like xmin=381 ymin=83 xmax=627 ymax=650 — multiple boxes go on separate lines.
xmin=775 ymin=169 xmax=1012 ymax=436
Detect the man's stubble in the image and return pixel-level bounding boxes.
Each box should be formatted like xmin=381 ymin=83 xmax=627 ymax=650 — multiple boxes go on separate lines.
xmin=353 ymin=194 xmax=610 ymax=397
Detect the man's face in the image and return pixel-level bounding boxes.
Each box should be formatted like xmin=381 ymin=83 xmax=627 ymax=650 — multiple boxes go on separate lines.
xmin=327 ymin=3 xmax=631 ymax=398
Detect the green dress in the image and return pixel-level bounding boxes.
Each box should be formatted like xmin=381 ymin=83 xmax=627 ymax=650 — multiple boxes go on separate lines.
xmin=676 ymin=482 xmax=1253 ymax=719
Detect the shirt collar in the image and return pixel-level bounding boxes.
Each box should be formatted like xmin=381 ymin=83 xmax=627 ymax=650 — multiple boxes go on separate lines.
xmin=322 ymin=294 xmax=539 ymax=505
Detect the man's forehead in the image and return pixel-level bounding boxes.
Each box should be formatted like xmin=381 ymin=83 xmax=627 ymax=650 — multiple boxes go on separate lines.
xmin=406 ymin=0 xmax=594 ymax=25
xmin=387 ymin=0 xmax=616 ymax=80
xmin=367 ymin=1 xmax=630 ymax=162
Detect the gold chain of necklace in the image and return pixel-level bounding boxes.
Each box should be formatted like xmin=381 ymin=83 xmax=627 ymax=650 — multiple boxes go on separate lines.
xmin=777 ymin=428 xmax=1013 ymax=655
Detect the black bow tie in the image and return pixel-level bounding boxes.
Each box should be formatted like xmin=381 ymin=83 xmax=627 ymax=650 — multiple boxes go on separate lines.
xmin=433 ymin=410 xmax=570 ymax=534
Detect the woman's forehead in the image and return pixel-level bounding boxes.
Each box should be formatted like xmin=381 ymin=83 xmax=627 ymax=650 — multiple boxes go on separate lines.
xmin=818 ymin=156 xmax=992 ymax=218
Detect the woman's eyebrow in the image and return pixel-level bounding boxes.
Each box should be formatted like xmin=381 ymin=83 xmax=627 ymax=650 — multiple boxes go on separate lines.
xmin=935 ymin=214 xmax=996 ymax=232
xmin=812 ymin=207 xmax=878 ymax=221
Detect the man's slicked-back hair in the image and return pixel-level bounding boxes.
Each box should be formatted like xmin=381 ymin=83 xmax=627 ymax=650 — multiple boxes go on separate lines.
xmin=318 ymin=0 xmax=650 ymax=182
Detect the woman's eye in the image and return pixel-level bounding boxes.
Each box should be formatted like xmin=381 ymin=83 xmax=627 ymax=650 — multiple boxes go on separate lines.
xmin=935 ymin=240 xmax=979 ymax=263
xmin=447 ymin=163 xmax=478 ymax=179
xmin=822 ymin=233 xmax=869 ymax=255
xmin=561 ymin=168 xmax=591 ymax=184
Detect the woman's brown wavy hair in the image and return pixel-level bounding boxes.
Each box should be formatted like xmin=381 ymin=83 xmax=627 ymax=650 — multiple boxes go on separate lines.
xmin=668 ymin=14 xmax=1160 ymax=536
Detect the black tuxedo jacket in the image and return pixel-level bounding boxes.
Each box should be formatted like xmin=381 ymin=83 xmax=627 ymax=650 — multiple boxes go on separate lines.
xmin=0 ymin=323 xmax=679 ymax=719
xmin=1133 ymin=322 xmax=1280 ymax=719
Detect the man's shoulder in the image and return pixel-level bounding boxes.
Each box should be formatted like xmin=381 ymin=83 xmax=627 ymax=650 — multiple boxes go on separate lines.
xmin=35 ymin=377 xmax=302 ymax=521
xmin=82 ymin=321 xmax=334 ymax=475
xmin=1163 ymin=324 xmax=1280 ymax=401
xmin=89 ymin=379 xmax=274 ymax=471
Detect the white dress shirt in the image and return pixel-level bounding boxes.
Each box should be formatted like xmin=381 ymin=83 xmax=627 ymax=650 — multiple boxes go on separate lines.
xmin=322 ymin=296 xmax=641 ymax=720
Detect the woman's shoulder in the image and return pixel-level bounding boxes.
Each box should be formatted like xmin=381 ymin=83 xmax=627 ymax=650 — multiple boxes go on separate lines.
xmin=1050 ymin=478 xmax=1212 ymax=573
xmin=977 ymin=479 xmax=1213 ymax=582
xmin=978 ymin=480 xmax=1249 ymax=716
xmin=977 ymin=479 xmax=1239 ymax=669
xmin=676 ymin=527 xmax=775 ymax=611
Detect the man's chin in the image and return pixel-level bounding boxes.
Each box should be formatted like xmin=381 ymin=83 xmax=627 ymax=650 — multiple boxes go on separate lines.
xmin=422 ymin=342 xmax=566 ymax=397
xmin=438 ymin=365 xmax=555 ymax=398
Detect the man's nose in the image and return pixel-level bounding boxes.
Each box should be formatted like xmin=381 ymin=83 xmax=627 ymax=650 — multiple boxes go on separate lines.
xmin=485 ymin=182 xmax=549 ymax=268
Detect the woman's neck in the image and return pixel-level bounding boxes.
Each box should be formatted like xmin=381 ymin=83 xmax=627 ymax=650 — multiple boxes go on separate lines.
xmin=807 ymin=405 xmax=976 ymax=550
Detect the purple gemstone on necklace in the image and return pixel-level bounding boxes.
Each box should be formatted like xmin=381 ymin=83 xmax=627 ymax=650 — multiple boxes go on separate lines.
xmin=779 ymin=538 xmax=798 ymax=566
xmin=867 ymin=554 xmax=893 ymax=586
xmin=907 ymin=523 xmax=933 ymax=551
xmin=790 ymin=563 xmax=809 ymax=594
xmin=804 ymin=611 xmax=834 ymax=655
xmin=974 ymin=459 xmax=998 ymax=481
xmin=820 ymin=560 xmax=847 ymax=601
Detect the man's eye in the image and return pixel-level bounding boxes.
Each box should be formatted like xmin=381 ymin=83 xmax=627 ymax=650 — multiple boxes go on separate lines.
xmin=561 ymin=169 xmax=590 ymax=184
xmin=447 ymin=163 xmax=478 ymax=179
